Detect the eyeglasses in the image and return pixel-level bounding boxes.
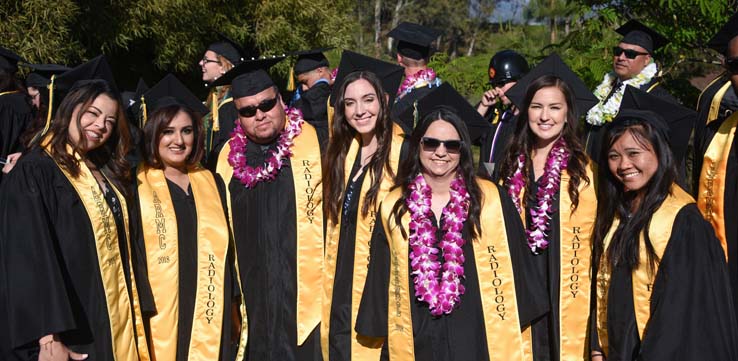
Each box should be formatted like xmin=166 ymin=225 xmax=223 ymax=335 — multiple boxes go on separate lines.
xmin=612 ymin=46 xmax=649 ymax=59
xmin=237 ymin=96 xmax=279 ymax=117
xmin=201 ymin=57 xmax=220 ymax=65
xmin=421 ymin=137 xmax=464 ymax=154
xmin=726 ymin=57 xmax=738 ymax=75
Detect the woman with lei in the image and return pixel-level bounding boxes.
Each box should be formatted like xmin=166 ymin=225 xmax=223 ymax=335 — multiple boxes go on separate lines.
xmin=356 ymin=102 xmax=547 ymax=361
xmin=321 ymin=62 xmax=406 ymax=360
xmin=498 ymin=53 xmax=598 ymax=361
xmin=591 ymin=86 xmax=737 ymax=360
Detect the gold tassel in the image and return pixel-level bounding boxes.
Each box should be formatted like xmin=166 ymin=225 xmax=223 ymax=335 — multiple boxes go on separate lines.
xmin=210 ymin=88 xmax=220 ymax=132
xmin=140 ymin=95 xmax=148 ymax=126
xmin=287 ymin=65 xmax=296 ymax=92
xmin=30 ymin=75 xmax=56 ymax=145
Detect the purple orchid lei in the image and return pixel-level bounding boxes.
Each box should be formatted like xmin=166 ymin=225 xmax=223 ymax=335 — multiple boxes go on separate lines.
xmin=506 ymin=137 xmax=570 ymax=254
xmin=397 ymin=68 xmax=441 ymax=97
xmin=330 ymin=68 xmax=338 ymax=83
xmin=227 ymin=106 xmax=304 ymax=188
xmin=406 ymin=173 xmax=470 ymax=316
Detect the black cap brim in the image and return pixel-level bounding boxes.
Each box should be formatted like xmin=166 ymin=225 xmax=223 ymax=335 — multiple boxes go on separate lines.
xmin=207 ymin=33 xmax=246 ymax=66
xmin=329 ymin=50 xmax=404 ymax=107
xmin=616 ymin=20 xmax=668 ymax=53
xmin=24 ymin=64 xmax=70 ymax=88
xmin=142 ymin=73 xmax=209 ymax=116
xmin=54 ymin=55 xmax=118 ymax=94
xmin=291 ymin=47 xmax=332 ymax=75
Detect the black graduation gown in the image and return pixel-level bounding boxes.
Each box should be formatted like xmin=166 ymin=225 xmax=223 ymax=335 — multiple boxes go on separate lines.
xmin=477 ymin=108 xmax=518 ymax=182
xmin=0 ymin=149 xmax=138 ymax=360
xmin=0 ymin=92 xmax=33 ymax=183
xmin=131 ymin=175 xmax=238 ymax=361
xmin=229 ymin=139 xmax=321 ymax=361
xmin=355 ymin=184 xmax=549 ymax=361
xmin=391 ymin=85 xmax=436 ymax=134
xmin=592 ymin=205 xmax=738 ymax=360
xmin=206 ymin=96 xmax=239 ymax=164
xmin=293 ymin=82 xmax=331 ymax=149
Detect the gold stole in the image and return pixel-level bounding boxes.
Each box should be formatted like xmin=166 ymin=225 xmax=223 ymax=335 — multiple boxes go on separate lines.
xmin=137 ymin=167 xmax=230 ymax=360
xmin=697 ymin=74 xmax=731 ymax=123
xmin=321 ymin=123 xmax=404 ymax=360
xmin=596 ymin=186 xmax=693 ymax=356
xmin=43 ymin=142 xmax=150 ymax=361
xmin=380 ymin=180 xmax=526 ymax=361
xmin=215 ymin=121 xmax=325 ymax=347
xmin=698 ymin=111 xmax=738 ymax=259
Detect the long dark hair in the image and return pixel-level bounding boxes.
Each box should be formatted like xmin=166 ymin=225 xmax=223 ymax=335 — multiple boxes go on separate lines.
xmin=592 ymin=119 xmax=676 ymax=274
xmin=390 ymin=108 xmax=482 ymax=240
xmin=142 ymin=105 xmax=206 ymax=170
xmin=323 ymin=71 xmax=395 ymax=224
xmin=498 ymin=75 xmax=590 ymax=210
xmin=39 ymin=80 xmax=132 ymax=197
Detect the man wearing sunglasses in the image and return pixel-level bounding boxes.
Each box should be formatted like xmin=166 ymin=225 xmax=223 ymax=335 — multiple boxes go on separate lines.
xmin=694 ymin=11 xmax=738 ymax=327
xmin=475 ymin=50 xmax=529 ymax=181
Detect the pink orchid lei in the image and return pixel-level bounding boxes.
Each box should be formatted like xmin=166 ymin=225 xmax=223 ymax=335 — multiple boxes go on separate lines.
xmin=397 ymin=68 xmax=441 ymax=97
xmin=330 ymin=68 xmax=338 ymax=83
xmin=227 ymin=106 xmax=304 ymax=188
xmin=506 ymin=137 xmax=570 ymax=254
xmin=406 ymin=173 xmax=470 ymax=316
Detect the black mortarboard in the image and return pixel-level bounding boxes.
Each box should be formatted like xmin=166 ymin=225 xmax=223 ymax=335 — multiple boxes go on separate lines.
xmin=207 ymin=33 xmax=245 ymax=66
xmin=0 ymin=47 xmax=26 ymax=73
xmin=506 ymin=53 xmax=598 ymax=118
xmin=612 ymin=85 xmax=695 ymax=165
xmin=293 ymin=48 xmax=331 ymax=75
xmin=330 ymin=50 xmax=404 ymax=106
xmin=211 ymin=56 xmax=285 ymax=98
xmin=24 ymin=64 xmax=70 ymax=88
xmin=54 ymin=55 xmax=118 ymax=94
xmin=707 ymin=12 xmax=738 ymax=54
xmin=615 ymin=20 xmax=668 ymax=54
xmin=140 ymin=74 xmax=209 ymax=124
xmin=388 ymin=22 xmax=441 ymax=60
xmin=398 ymin=82 xmax=491 ymax=140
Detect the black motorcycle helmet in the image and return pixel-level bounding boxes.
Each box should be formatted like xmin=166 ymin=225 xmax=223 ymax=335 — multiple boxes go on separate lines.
xmin=488 ymin=50 xmax=529 ymax=86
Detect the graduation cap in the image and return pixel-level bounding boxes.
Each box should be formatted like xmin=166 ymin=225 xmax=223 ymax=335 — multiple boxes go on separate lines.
xmin=506 ymin=53 xmax=598 ymax=119
xmin=388 ymin=22 xmax=441 ymax=60
xmin=210 ymin=56 xmax=285 ymax=98
xmin=293 ymin=48 xmax=332 ymax=75
xmin=207 ymin=33 xmax=246 ymax=66
xmin=398 ymin=82 xmax=491 ymax=141
xmin=707 ymin=12 xmax=738 ymax=55
xmin=615 ymin=20 xmax=668 ymax=54
xmin=0 ymin=46 xmax=25 ymax=73
xmin=611 ymin=85 xmax=695 ymax=165
xmin=139 ymin=74 xmax=209 ymax=125
xmin=329 ymin=50 xmax=404 ymax=107
xmin=24 ymin=64 xmax=70 ymax=89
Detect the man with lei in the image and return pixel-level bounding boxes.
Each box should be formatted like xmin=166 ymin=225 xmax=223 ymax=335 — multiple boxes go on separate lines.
xmin=388 ymin=22 xmax=444 ymax=133
xmin=584 ymin=20 xmax=679 ymax=164
xmin=210 ymin=57 xmax=325 ymax=360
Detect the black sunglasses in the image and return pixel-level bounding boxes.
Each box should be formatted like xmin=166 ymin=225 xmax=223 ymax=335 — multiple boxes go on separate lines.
xmin=726 ymin=57 xmax=738 ymax=75
xmin=421 ymin=137 xmax=464 ymax=153
xmin=237 ymin=96 xmax=279 ymax=117
xmin=612 ymin=46 xmax=649 ymax=59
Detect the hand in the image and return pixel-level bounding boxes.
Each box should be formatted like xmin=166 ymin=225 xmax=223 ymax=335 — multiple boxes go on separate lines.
xmin=480 ymin=90 xmax=499 ymax=107
xmin=38 ymin=334 xmax=88 ymax=361
xmin=2 ymin=152 xmax=21 ymax=174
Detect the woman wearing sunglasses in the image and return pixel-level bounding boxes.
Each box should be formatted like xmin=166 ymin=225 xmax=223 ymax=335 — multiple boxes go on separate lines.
xmin=498 ymin=54 xmax=598 ymax=361
xmin=321 ymin=69 xmax=405 ymax=361
xmin=591 ymin=87 xmax=738 ymax=360
xmin=356 ymin=100 xmax=547 ymax=360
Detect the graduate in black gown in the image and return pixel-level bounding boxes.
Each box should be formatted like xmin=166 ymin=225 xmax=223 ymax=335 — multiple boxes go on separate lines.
xmin=591 ymin=86 xmax=738 ymax=361
xmin=0 ymin=47 xmax=33 ymax=182
xmin=356 ymin=104 xmax=548 ymax=361
xmin=210 ymin=57 xmax=324 ymax=360
xmin=694 ymin=12 xmax=738 ymax=323
xmin=321 ymin=52 xmax=406 ymax=361
xmin=498 ymin=53 xmax=600 ymax=361
xmin=131 ymin=74 xmax=242 ymax=361
xmin=289 ymin=48 xmax=333 ymax=147
xmin=0 ymin=56 xmax=150 ymax=361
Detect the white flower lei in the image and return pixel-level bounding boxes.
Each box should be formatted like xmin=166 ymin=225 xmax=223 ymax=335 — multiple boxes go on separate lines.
xmin=586 ymin=62 xmax=658 ymax=126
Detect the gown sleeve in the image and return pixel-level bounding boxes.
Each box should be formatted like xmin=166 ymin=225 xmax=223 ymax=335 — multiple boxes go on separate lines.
xmin=354 ymin=207 xmax=391 ymax=338
xmin=638 ymin=205 xmax=738 ymax=360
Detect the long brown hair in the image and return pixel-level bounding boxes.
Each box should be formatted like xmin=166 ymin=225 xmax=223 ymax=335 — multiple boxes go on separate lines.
xmin=498 ymin=75 xmax=590 ymax=210
xmin=322 ymin=71 xmax=396 ymax=225
xmin=41 ymin=80 xmax=132 ymax=197
xmin=141 ymin=104 xmax=206 ymax=170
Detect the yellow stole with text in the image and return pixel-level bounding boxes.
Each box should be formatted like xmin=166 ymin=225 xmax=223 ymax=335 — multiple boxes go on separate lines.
xmin=596 ymin=185 xmax=693 ymax=356
xmin=137 ymin=167 xmax=229 ymax=361
xmin=515 ymin=165 xmax=597 ymax=360
xmin=321 ymin=123 xmax=405 ymax=360
xmin=215 ymin=120 xmax=324 ymax=347
xmin=43 ymin=140 xmax=150 ymax=361
xmin=698 ymin=111 xmax=738 ymax=260
xmin=380 ymin=179 xmax=525 ymax=361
